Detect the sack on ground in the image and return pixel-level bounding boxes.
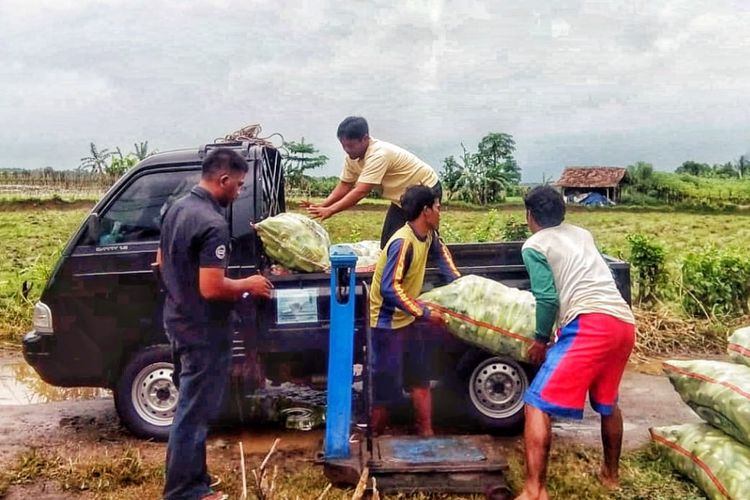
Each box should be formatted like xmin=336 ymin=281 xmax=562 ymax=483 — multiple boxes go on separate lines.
xmin=419 ymin=275 xmax=536 ymax=362
xmin=663 ymin=359 xmax=750 ymax=447
xmin=728 ymin=326 xmax=750 ymax=367
xmin=651 ymin=423 xmax=750 ymax=500
xmin=255 ymin=213 xmax=330 ymax=272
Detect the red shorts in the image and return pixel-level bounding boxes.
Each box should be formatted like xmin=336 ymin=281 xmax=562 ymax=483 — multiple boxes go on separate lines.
xmin=524 ymin=313 xmax=636 ymax=419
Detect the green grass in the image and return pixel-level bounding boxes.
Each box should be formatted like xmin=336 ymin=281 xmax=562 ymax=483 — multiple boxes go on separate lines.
xmin=2 ymin=198 xmax=750 ymax=342
xmin=0 ymin=205 xmax=90 ymax=342
xmin=317 ymin=202 xmax=750 ymax=258
xmin=0 ymin=192 xmax=101 ymax=204
xmin=505 ymin=442 xmax=704 ymax=500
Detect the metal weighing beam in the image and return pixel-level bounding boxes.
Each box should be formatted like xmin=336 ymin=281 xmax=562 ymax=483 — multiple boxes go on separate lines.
xmin=321 ymin=246 xmax=512 ymax=499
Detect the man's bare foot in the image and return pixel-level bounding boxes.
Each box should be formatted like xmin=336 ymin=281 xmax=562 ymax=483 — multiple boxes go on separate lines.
xmin=598 ymin=466 xmax=620 ymax=490
xmin=513 ymin=486 xmax=550 ymax=500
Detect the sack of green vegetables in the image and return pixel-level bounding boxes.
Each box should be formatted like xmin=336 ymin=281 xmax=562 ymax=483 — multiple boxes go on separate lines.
xmin=338 ymin=240 xmax=381 ymax=271
xmin=255 ymin=213 xmax=330 ymax=272
xmin=419 ymin=275 xmax=536 ymax=362
xmin=663 ymin=359 xmax=750 ymax=447
xmin=728 ymin=326 xmax=750 ymax=367
xmin=651 ymin=423 xmax=750 ymax=500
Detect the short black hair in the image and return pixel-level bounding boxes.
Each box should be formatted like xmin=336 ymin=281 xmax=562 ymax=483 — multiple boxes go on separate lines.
xmin=337 ymin=116 xmax=369 ymax=140
xmin=524 ymin=185 xmax=565 ymax=228
xmin=202 ymin=148 xmax=249 ymax=178
xmin=401 ymin=185 xmax=438 ymax=222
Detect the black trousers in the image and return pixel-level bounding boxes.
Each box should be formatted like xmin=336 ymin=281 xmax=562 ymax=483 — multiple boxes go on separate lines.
xmin=380 ymin=182 xmax=442 ymax=249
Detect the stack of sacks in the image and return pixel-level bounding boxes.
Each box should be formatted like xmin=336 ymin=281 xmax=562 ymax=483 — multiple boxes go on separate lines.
xmin=650 ymin=327 xmax=750 ymax=499
xmin=419 ymin=275 xmax=536 ymax=362
xmin=255 ymin=213 xmax=331 ymax=272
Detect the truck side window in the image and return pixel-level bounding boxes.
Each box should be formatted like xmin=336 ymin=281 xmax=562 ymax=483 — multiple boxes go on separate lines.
xmin=97 ymin=170 xmax=200 ymax=244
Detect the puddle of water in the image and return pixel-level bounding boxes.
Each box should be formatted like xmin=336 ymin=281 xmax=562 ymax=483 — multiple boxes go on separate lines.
xmin=232 ymin=428 xmax=325 ymax=455
xmin=0 ymin=359 xmax=110 ymax=405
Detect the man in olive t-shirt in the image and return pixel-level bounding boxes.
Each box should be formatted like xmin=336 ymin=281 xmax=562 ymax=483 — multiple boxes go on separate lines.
xmin=304 ymin=116 xmax=441 ymax=248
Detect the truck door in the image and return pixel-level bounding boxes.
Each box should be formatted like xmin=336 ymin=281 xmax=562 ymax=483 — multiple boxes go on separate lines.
xmin=51 ymin=167 xmax=201 ymax=383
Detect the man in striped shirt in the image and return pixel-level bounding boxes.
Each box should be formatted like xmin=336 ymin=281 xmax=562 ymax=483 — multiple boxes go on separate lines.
xmin=369 ymin=185 xmax=461 ymax=436
xmin=515 ymin=185 xmax=636 ymax=500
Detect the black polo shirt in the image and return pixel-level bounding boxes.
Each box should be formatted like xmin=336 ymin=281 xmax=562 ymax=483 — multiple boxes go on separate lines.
xmin=160 ymin=185 xmax=233 ymax=346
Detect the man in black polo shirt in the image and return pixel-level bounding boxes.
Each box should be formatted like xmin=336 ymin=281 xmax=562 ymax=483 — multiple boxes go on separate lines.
xmin=158 ymin=147 xmax=273 ymax=500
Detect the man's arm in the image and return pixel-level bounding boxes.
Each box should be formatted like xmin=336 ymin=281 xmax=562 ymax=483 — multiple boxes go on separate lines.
xmin=429 ymin=233 xmax=461 ymax=282
xmin=320 ymin=180 xmax=353 ymax=207
xmin=379 ymin=239 xmax=432 ymax=318
xmin=301 ymin=180 xmax=353 ymax=209
xmin=196 ymin=224 xmax=273 ymax=301
xmin=521 ymin=248 xmax=559 ymax=343
xmin=199 ymin=269 xmax=272 ymax=301
xmin=308 ymin=182 xmax=375 ymax=220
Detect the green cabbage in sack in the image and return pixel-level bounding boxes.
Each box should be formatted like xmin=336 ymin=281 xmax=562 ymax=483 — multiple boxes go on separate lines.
xmin=663 ymin=359 xmax=750 ymax=447
xmin=255 ymin=213 xmax=330 ymax=272
xmin=728 ymin=326 xmax=750 ymax=367
xmin=651 ymin=423 xmax=750 ymax=500
xmin=338 ymin=240 xmax=381 ymax=269
xmin=419 ymin=275 xmax=536 ymax=362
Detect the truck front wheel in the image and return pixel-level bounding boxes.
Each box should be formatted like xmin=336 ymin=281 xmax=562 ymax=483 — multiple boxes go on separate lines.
xmin=458 ymin=350 xmax=530 ymax=434
xmin=115 ymin=345 xmax=177 ymax=441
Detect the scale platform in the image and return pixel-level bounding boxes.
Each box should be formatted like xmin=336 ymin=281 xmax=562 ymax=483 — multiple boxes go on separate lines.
xmin=323 ymin=434 xmax=512 ymax=498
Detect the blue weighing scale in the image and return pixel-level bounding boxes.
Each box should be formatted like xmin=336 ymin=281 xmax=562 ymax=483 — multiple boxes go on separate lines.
xmin=321 ymin=245 xmax=511 ymax=498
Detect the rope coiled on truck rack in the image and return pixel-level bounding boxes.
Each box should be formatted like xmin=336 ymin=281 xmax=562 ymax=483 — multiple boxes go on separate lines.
xmin=216 ymin=123 xmax=285 ymax=150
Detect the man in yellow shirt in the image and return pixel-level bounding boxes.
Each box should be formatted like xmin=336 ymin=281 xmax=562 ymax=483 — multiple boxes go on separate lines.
xmin=305 ymin=116 xmax=441 ymax=248
xmin=369 ymin=185 xmax=460 ymax=436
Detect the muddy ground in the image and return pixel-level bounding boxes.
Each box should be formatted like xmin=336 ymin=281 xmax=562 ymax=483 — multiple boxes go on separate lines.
xmin=0 ymin=352 xmax=700 ymax=498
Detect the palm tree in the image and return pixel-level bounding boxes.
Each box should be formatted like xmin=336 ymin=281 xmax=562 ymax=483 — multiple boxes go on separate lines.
xmin=133 ymin=141 xmax=154 ymax=160
xmin=78 ymin=142 xmax=112 ymax=174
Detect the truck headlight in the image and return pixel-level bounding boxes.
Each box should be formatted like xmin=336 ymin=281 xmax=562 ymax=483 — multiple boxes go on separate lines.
xmin=32 ymin=302 xmax=53 ymax=333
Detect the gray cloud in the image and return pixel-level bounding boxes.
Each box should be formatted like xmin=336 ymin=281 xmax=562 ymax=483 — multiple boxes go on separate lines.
xmin=0 ymin=0 xmax=748 ymax=181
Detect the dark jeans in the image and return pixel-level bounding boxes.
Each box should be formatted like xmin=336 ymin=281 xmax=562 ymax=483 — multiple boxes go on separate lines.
xmin=371 ymin=322 xmax=435 ymax=405
xmin=380 ymin=182 xmax=442 ymax=248
xmin=163 ymin=333 xmax=231 ymax=500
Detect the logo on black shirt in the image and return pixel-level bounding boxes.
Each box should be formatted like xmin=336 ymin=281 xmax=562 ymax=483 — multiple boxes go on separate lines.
xmin=215 ymin=245 xmax=226 ymax=260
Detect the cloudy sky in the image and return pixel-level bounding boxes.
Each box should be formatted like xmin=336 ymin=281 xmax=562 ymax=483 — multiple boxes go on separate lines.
xmin=1 ymin=0 xmax=748 ymax=181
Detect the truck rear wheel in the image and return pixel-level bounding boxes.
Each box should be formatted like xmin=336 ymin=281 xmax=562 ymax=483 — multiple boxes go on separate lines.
xmin=458 ymin=349 xmax=530 ymax=434
xmin=115 ymin=345 xmax=177 ymax=441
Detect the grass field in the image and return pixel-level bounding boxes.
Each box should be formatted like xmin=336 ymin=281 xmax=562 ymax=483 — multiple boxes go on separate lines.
xmin=0 ymin=205 xmax=90 ymax=343
xmin=1 ymin=199 xmax=749 ymax=342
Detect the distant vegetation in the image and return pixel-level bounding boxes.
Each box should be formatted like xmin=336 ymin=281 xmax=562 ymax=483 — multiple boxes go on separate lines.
xmin=3 ymin=140 xmax=750 ymax=210
xmin=622 ymin=157 xmax=750 ymax=209
xmin=0 ymin=141 xmax=156 ymax=197
xmin=439 ymin=132 xmax=522 ymax=204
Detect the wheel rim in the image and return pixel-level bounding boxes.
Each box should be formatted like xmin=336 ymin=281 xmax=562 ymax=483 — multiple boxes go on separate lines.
xmin=468 ymin=357 xmax=527 ymax=419
xmin=131 ymin=362 xmax=178 ymax=427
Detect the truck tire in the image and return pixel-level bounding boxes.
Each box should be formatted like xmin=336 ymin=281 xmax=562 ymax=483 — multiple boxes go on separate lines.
xmin=457 ymin=349 xmax=530 ymax=434
xmin=115 ymin=345 xmax=177 ymax=441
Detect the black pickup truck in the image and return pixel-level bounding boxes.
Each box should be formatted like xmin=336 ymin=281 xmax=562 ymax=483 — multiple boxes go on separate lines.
xmin=23 ymin=142 xmax=632 ymax=441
